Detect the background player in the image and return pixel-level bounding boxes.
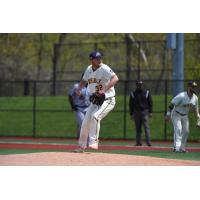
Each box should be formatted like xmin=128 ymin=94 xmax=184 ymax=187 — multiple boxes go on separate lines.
xmin=74 ymin=51 xmax=119 ymax=152
xmin=68 ymin=80 xmax=90 ymax=137
xmin=129 ymin=80 xmax=153 ymax=146
xmin=165 ymin=81 xmax=200 ymax=152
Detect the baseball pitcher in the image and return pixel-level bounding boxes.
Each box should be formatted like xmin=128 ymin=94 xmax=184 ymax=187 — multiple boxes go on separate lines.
xmin=165 ymin=81 xmax=200 ymax=153
xmin=74 ymin=51 xmax=119 ymax=152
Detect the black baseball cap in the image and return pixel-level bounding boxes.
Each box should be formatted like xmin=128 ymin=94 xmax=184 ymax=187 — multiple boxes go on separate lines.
xmin=89 ymin=51 xmax=103 ymax=59
xmin=188 ymin=81 xmax=197 ymax=87
xmin=136 ymin=80 xmax=143 ymax=85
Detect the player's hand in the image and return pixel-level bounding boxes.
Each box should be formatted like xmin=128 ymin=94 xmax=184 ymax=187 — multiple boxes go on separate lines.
xmin=196 ymin=116 xmax=200 ymax=128
xmin=164 ymin=111 xmax=171 ymax=122
xmin=75 ymin=89 xmax=81 ymax=96
xmin=149 ymin=113 xmax=152 ymax=118
xmin=165 ymin=116 xmax=170 ymax=122
xmin=72 ymin=106 xmax=78 ymax=111
xmin=131 ymin=114 xmax=135 ymax=120
xmin=98 ymin=89 xmax=105 ymax=94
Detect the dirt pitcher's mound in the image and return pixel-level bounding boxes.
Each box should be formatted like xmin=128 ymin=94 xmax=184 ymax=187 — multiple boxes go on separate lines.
xmin=0 ymin=152 xmax=200 ymax=166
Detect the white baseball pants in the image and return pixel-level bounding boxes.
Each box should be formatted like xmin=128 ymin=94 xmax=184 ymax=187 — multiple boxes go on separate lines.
xmin=171 ymin=110 xmax=189 ymax=151
xmin=78 ymin=97 xmax=115 ymax=149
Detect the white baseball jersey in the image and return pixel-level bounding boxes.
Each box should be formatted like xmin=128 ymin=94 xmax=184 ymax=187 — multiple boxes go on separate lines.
xmin=171 ymin=91 xmax=199 ymax=151
xmin=171 ymin=91 xmax=199 ymax=115
xmin=82 ymin=63 xmax=116 ymax=98
xmin=78 ymin=63 xmax=117 ymax=150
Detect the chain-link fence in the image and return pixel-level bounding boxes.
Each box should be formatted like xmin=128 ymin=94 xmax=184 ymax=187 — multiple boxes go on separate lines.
xmin=0 ymin=79 xmax=199 ymax=141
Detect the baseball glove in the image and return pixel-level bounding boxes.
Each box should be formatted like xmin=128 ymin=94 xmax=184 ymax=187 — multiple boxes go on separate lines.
xmin=90 ymin=92 xmax=105 ymax=106
xmin=197 ymin=117 xmax=200 ymax=128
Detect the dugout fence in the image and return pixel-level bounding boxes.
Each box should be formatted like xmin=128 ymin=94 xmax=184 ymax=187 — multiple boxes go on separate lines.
xmin=0 ymin=79 xmax=199 ymax=141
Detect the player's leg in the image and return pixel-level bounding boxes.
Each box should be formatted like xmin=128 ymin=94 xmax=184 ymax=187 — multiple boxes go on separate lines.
xmin=75 ymin=110 xmax=85 ymax=138
xmin=134 ymin=112 xmax=142 ymax=146
xmin=78 ymin=104 xmax=94 ymax=149
xmin=142 ymin=111 xmax=151 ymax=146
xmin=88 ymin=98 xmax=115 ymax=148
xmin=180 ymin=116 xmax=189 ymax=152
xmin=171 ymin=112 xmax=182 ymax=151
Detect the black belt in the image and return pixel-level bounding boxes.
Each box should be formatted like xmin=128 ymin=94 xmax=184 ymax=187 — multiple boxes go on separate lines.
xmin=74 ymin=105 xmax=88 ymax=108
xmin=175 ymin=110 xmax=187 ymax=116
xmin=105 ymin=96 xmax=115 ymax=100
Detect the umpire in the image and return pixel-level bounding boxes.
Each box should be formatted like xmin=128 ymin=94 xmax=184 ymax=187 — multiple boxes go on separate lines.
xmin=129 ymin=80 xmax=153 ymax=146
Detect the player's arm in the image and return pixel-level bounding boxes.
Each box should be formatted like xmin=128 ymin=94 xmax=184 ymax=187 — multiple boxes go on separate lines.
xmin=147 ymin=91 xmax=153 ymax=116
xmin=104 ymin=74 xmax=119 ymax=92
xmin=76 ymin=80 xmax=87 ymax=96
xmin=165 ymin=103 xmax=174 ymax=121
xmin=195 ymin=98 xmax=200 ymax=119
xmin=68 ymin=95 xmax=77 ymax=111
xmin=195 ymin=98 xmax=200 ymax=128
xmin=129 ymin=92 xmax=135 ymax=117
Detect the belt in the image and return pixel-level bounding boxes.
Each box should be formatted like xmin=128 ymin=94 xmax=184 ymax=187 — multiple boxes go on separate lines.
xmin=105 ymin=96 xmax=115 ymax=100
xmin=74 ymin=105 xmax=88 ymax=108
xmin=175 ymin=110 xmax=187 ymax=116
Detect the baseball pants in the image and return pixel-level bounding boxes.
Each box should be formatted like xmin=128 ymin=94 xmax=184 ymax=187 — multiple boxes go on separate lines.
xmin=75 ymin=110 xmax=86 ymax=137
xmin=78 ymin=97 xmax=115 ymax=149
xmin=171 ymin=110 xmax=189 ymax=151
xmin=134 ymin=110 xmax=151 ymax=145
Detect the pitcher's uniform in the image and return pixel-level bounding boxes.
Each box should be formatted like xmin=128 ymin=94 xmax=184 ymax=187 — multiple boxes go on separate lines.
xmin=78 ymin=63 xmax=116 ymax=149
xmin=171 ymin=91 xmax=199 ymax=151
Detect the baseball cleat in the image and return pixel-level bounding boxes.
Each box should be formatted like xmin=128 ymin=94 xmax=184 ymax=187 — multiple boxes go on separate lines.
xmin=135 ymin=143 xmax=142 ymax=146
xmin=73 ymin=147 xmax=85 ymax=153
xmin=88 ymin=143 xmax=98 ymax=150
xmin=180 ymin=149 xmax=188 ymax=153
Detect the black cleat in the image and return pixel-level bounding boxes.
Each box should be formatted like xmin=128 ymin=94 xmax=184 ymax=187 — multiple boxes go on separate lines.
xmin=135 ymin=143 xmax=142 ymax=146
xmin=147 ymin=143 xmax=152 ymax=147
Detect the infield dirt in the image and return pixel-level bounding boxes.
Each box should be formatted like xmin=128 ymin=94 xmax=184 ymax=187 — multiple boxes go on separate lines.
xmin=0 ymin=152 xmax=200 ymax=166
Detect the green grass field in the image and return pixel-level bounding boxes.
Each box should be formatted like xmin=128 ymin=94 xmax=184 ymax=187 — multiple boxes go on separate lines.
xmin=0 ymin=95 xmax=199 ymax=140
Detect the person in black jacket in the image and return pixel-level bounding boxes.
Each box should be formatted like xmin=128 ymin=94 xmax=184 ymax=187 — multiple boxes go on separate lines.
xmin=129 ymin=80 xmax=153 ymax=146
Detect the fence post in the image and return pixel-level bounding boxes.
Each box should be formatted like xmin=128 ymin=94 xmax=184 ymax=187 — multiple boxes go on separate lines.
xmin=24 ymin=79 xmax=30 ymax=96
xmin=164 ymin=80 xmax=168 ymax=141
xmin=32 ymin=81 xmax=37 ymax=137
xmin=123 ymin=80 xmax=128 ymax=139
xmin=52 ymin=43 xmax=57 ymax=96
xmin=137 ymin=41 xmax=141 ymax=80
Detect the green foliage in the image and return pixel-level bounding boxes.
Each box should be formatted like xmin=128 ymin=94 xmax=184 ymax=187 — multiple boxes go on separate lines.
xmin=1 ymin=33 xmax=200 ymax=81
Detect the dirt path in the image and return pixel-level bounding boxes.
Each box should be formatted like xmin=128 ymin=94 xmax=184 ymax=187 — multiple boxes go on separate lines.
xmin=0 ymin=152 xmax=200 ymax=166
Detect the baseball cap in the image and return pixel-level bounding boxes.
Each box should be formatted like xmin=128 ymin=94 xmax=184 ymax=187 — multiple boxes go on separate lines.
xmin=89 ymin=51 xmax=103 ymax=59
xmin=188 ymin=81 xmax=197 ymax=87
xmin=136 ymin=80 xmax=143 ymax=85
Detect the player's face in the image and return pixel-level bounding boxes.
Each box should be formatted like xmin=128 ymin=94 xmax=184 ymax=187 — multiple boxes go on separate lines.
xmin=91 ymin=58 xmax=102 ymax=67
xmin=187 ymin=86 xmax=196 ymax=97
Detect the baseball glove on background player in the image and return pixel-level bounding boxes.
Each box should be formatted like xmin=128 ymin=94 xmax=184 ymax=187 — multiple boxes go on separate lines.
xmin=90 ymin=92 xmax=105 ymax=106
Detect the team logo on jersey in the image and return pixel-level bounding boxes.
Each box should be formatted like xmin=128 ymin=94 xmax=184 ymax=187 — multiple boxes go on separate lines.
xmin=88 ymin=78 xmax=101 ymax=84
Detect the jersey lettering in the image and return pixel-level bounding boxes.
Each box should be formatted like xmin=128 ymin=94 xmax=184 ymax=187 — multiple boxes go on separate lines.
xmin=88 ymin=78 xmax=101 ymax=84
